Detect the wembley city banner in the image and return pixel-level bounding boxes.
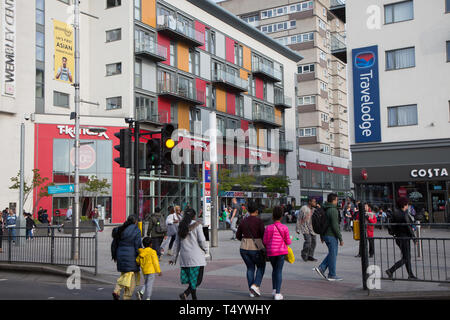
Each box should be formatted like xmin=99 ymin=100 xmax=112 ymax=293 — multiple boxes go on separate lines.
xmin=352 ymin=45 xmax=381 ymax=143
xmin=53 ymin=20 xmax=74 ymax=84
xmin=2 ymin=0 xmax=16 ymax=97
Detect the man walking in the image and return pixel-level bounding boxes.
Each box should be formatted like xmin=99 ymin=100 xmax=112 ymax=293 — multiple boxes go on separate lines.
xmin=230 ymin=198 xmax=241 ymax=240
xmin=146 ymin=207 xmax=167 ymax=258
xmin=296 ymin=198 xmax=317 ymax=262
xmin=5 ymin=209 xmax=17 ymax=244
xmin=314 ymin=193 xmax=344 ymax=281
xmin=386 ymin=197 xmax=417 ymax=280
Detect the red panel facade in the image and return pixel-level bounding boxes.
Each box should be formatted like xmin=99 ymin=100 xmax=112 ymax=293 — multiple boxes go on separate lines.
xmin=225 ymin=37 xmax=235 ymax=64
xmin=255 ymin=77 xmax=264 ymax=100
xmin=226 ymin=92 xmax=235 ymax=115
xmin=195 ymin=21 xmax=206 ymax=51
xmin=157 ymin=33 xmax=171 ymax=66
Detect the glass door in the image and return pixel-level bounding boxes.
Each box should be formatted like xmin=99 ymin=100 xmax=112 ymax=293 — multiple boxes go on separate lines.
xmin=430 ymin=191 xmax=446 ymax=223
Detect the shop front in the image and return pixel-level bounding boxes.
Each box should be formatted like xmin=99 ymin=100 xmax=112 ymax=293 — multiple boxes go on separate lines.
xmin=352 ymin=139 xmax=450 ymax=223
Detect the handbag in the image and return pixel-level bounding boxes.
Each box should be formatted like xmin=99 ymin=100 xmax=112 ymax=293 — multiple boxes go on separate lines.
xmin=274 ymin=224 xmax=295 ymax=264
xmin=244 ymin=220 xmax=268 ymax=263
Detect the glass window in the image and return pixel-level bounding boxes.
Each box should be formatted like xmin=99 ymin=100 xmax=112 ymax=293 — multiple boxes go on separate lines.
xmin=107 ymin=0 xmax=121 ymax=8
xmin=36 ymin=69 xmax=44 ymax=98
xmin=106 ymin=97 xmax=122 ymax=110
xmin=388 ymin=104 xmax=418 ymax=127
xmin=53 ymin=91 xmax=69 ymax=108
xmin=134 ymin=0 xmax=141 ymax=20
xmin=170 ymin=103 xmax=178 ymax=123
xmin=447 ymin=41 xmax=450 ymax=62
xmin=106 ymin=62 xmax=122 ymax=76
xmin=385 ymin=0 xmax=413 ymax=24
xmin=135 ymin=59 xmax=142 ymax=88
xmin=447 ymin=0 xmax=450 ymax=13
xmin=170 ymin=42 xmax=176 ymax=67
xmin=106 ymin=28 xmax=121 ymax=42
xmin=386 ymin=47 xmax=415 ymax=70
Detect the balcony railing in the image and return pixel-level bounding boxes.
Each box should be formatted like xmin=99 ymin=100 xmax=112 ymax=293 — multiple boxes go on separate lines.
xmin=279 ymin=139 xmax=294 ymax=152
xmin=157 ymin=15 xmax=204 ymax=46
xmin=252 ymin=110 xmax=282 ymax=127
xmin=212 ymin=69 xmax=248 ymax=92
xmin=252 ymin=61 xmax=282 ymax=82
xmin=330 ymin=0 xmax=345 ymax=7
xmin=135 ymin=39 xmax=167 ymax=62
xmin=157 ymin=79 xmax=205 ymax=105
xmin=274 ymin=94 xmax=293 ymax=109
xmin=331 ymin=32 xmax=347 ymax=63
xmin=136 ymin=108 xmax=169 ymax=124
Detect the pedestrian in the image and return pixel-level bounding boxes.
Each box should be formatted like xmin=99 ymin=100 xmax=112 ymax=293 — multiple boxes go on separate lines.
xmin=230 ymin=198 xmax=241 ymax=240
xmin=5 ymin=209 xmax=17 ymax=243
xmin=146 ymin=207 xmax=167 ymax=258
xmin=343 ymin=203 xmax=353 ymax=232
xmin=365 ymin=204 xmax=377 ymax=258
xmin=0 ymin=210 xmax=4 ymax=253
xmin=37 ymin=207 xmax=45 ymax=223
xmin=66 ymin=206 xmax=72 ymax=221
xmin=296 ymin=197 xmax=318 ymax=262
xmin=263 ymin=206 xmax=291 ymax=300
xmin=112 ymin=215 xmax=142 ymax=300
xmin=314 ymin=193 xmax=344 ymax=282
xmin=236 ymin=201 xmax=266 ymax=298
xmin=169 ymin=208 xmax=207 ymax=300
xmin=385 ymin=197 xmax=417 ymax=280
xmin=164 ymin=206 xmax=182 ymax=256
xmin=25 ymin=213 xmax=36 ymax=240
xmin=92 ymin=207 xmax=102 ymax=232
xmin=136 ymin=237 xmax=162 ymax=300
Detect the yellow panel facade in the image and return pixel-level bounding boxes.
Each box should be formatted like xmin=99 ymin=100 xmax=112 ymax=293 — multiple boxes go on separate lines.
xmin=256 ymin=126 xmax=265 ymax=148
xmin=142 ymin=0 xmax=156 ymax=28
xmin=216 ymin=88 xmax=226 ymax=113
xmin=243 ymin=45 xmax=251 ymax=71
xmin=178 ymin=103 xmax=190 ymax=130
xmin=177 ymin=43 xmax=189 ymax=73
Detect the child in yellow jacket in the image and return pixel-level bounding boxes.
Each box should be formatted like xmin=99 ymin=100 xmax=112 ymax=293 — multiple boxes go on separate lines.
xmin=136 ymin=237 xmax=162 ymax=300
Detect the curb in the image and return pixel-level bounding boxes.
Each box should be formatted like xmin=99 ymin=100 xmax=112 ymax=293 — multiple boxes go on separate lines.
xmin=0 ymin=262 xmax=114 ymax=286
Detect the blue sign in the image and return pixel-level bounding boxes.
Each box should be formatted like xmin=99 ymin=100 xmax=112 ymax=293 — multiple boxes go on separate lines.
xmin=48 ymin=184 xmax=75 ymax=195
xmin=205 ymin=170 xmax=211 ymax=183
xmin=352 ymin=45 xmax=381 ymax=143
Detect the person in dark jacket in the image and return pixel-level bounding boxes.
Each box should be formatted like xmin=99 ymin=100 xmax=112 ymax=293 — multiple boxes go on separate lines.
xmin=236 ymin=201 xmax=266 ymax=298
xmin=386 ymin=197 xmax=417 ymax=280
xmin=112 ymin=215 xmax=142 ymax=300
xmin=25 ymin=213 xmax=36 ymax=240
xmin=146 ymin=207 xmax=166 ymax=258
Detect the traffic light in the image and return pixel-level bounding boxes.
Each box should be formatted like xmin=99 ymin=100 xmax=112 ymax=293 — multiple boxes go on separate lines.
xmin=161 ymin=123 xmax=177 ymax=166
xmin=146 ymin=138 xmax=161 ymax=171
xmin=114 ymin=128 xmax=132 ymax=168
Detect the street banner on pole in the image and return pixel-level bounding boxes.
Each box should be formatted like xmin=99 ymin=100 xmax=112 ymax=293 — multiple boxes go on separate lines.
xmin=2 ymin=0 xmax=16 ymax=97
xmin=203 ymin=161 xmax=211 ymax=228
xmin=53 ymin=20 xmax=74 ymax=84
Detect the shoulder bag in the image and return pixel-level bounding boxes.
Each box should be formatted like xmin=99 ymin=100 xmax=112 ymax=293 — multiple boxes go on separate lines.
xmin=244 ymin=219 xmax=268 ymax=262
xmin=274 ymin=224 xmax=295 ymax=264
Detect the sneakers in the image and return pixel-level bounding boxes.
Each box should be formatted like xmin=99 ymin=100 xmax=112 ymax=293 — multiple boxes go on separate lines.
xmin=301 ymin=255 xmax=308 ymax=262
xmin=308 ymin=257 xmax=318 ymax=262
xmin=250 ymin=284 xmax=261 ymax=297
xmin=136 ymin=290 xmax=143 ymax=300
xmin=385 ymin=269 xmax=394 ymax=281
xmin=249 ymin=292 xmax=255 ymax=298
xmin=327 ymin=276 xmax=343 ymax=282
xmin=313 ymin=267 xmax=327 ymax=280
xmin=274 ymin=293 xmax=284 ymax=300
xmin=408 ymin=274 xmax=418 ymax=280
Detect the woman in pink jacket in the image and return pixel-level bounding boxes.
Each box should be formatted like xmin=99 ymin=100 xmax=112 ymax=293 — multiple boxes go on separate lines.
xmin=263 ymin=206 xmax=291 ymax=300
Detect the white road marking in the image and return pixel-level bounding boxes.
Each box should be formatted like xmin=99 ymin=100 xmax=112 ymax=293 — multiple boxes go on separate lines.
xmin=0 ymin=279 xmax=7 ymax=282
xmin=48 ymin=297 xmax=55 ymax=300
xmin=97 ymin=288 xmax=104 ymax=291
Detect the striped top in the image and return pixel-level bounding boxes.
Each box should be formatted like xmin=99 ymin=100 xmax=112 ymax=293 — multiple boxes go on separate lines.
xmin=263 ymin=221 xmax=291 ymax=257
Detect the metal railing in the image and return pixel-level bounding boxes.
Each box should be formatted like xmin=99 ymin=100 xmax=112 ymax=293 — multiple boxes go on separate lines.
xmin=331 ymin=32 xmax=346 ymax=51
xmin=136 ymin=107 xmax=169 ymax=124
xmin=0 ymin=227 xmax=98 ymax=274
xmin=361 ymin=222 xmax=450 ymax=284
xmin=274 ymin=94 xmax=293 ymax=107
xmin=252 ymin=61 xmax=282 ymax=81
xmin=330 ymin=0 xmax=346 ymax=7
xmin=279 ymin=139 xmax=294 ymax=152
xmin=135 ymin=39 xmax=168 ymax=60
xmin=157 ymin=78 xmax=205 ymax=104
xmin=252 ymin=109 xmax=283 ymax=126
xmin=212 ymin=69 xmax=248 ymax=91
xmin=157 ymin=15 xmax=204 ymax=44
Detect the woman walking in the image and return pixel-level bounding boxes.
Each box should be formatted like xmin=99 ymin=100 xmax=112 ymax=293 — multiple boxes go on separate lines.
xmin=236 ymin=201 xmax=266 ymax=298
xmin=165 ymin=205 xmax=182 ymax=256
xmin=169 ymin=208 xmax=207 ymax=300
xmin=263 ymin=206 xmax=291 ymax=300
xmin=112 ymin=215 xmax=142 ymax=300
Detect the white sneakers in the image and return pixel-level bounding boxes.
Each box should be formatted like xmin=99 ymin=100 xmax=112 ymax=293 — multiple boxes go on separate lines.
xmin=250 ymin=284 xmax=261 ymax=297
xmin=248 ymin=287 xmax=283 ymax=300
xmin=274 ymin=293 xmax=284 ymax=300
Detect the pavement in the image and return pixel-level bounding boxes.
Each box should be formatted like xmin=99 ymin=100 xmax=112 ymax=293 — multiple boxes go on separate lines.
xmin=1 ymin=223 xmax=450 ymax=300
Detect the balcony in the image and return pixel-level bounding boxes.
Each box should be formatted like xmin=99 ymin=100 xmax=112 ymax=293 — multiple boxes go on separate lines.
xmin=279 ymin=139 xmax=294 ymax=152
xmin=330 ymin=0 xmax=346 ymax=23
xmin=135 ymin=40 xmax=167 ymax=62
xmin=157 ymin=79 xmax=205 ymax=105
xmin=274 ymin=94 xmax=293 ymax=109
xmin=331 ymin=32 xmax=347 ymax=63
xmin=136 ymin=109 xmax=169 ymax=126
xmin=252 ymin=110 xmax=282 ymax=127
xmin=211 ymin=69 xmax=248 ymax=93
xmin=252 ymin=62 xmax=282 ymax=83
xmin=156 ymin=15 xmax=204 ymax=47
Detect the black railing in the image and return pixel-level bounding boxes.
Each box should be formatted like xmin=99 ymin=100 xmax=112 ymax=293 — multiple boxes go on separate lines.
xmin=0 ymin=227 xmax=98 ymax=274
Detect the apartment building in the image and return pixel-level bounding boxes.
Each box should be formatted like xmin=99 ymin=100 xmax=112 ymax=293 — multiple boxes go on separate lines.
xmin=219 ymin=0 xmax=352 ymax=202
xmin=347 ymin=0 xmax=450 ymax=222
xmin=0 ymin=0 xmax=301 ymax=223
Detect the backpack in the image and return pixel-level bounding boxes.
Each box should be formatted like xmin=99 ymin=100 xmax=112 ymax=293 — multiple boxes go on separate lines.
xmin=311 ymin=207 xmax=329 ymax=235
xmin=154 ymin=214 xmax=167 ymax=234
xmin=111 ymin=227 xmax=120 ymax=261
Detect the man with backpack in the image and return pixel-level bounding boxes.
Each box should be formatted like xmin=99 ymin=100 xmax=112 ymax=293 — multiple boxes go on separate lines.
xmin=313 ymin=193 xmax=344 ymax=281
xmin=146 ymin=207 xmax=167 ymax=258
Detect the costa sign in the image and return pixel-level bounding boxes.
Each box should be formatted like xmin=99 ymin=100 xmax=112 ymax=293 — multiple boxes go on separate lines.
xmin=410 ymin=168 xmax=449 ymax=178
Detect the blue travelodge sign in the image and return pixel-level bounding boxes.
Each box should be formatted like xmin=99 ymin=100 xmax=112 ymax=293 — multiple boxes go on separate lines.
xmin=352 ymin=45 xmax=381 ymax=143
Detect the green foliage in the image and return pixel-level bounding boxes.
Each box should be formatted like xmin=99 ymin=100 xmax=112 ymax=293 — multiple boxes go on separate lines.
xmin=234 ymin=174 xmax=256 ymax=192
xmin=262 ymin=176 xmax=291 ymax=195
xmin=80 ymin=216 xmax=89 ymax=222
xmin=218 ymin=169 xmax=257 ymax=194
xmin=82 ymin=176 xmax=111 ymax=196
xmin=218 ymin=169 xmax=234 ymax=192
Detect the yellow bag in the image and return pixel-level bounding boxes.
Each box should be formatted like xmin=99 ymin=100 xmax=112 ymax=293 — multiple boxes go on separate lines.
xmin=285 ymin=246 xmax=295 ymax=264
xmin=353 ymin=220 xmax=360 ymax=240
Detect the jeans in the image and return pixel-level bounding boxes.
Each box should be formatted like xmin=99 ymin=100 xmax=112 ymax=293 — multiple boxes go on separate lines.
xmin=319 ymin=236 xmax=339 ymax=278
xmin=26 ymin=229 xmax=33 ymax=240
xmin=7 ymin=228 xmax=16 ymax=243
xmin=141 ymin=274 xmax=156 ymax=300
xmin=230 ymin=217 xmax=238 ymax=239
xmin=152 ymin=237 xmax=164 ymax=257
xmin=269 ymin=255 xmax=285 ymax=294
xmin=93 ymin=219 xmax=101 ymax=231
xmin=389 ymin=238 xmax=414 ymax=277
xmin=301 ymin=233 xmax=316 ymax=259
xmin=240 ymin=249 xmax=266 ymax=289
xmin=169 ymin=235 xmax=177 ymax=250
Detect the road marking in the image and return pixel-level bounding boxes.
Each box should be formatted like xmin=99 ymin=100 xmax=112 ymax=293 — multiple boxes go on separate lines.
xmin=0 ymin=279 xmax=8 ymax=281
xmin=48 ymin=297 xmax=55 ymax=300
xmin=97 ymin=288 xmax=104 ymax=291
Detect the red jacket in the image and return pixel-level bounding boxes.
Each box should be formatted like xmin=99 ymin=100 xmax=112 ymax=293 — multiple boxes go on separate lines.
xmin=366 ymin=213 xmax=377 ymax=238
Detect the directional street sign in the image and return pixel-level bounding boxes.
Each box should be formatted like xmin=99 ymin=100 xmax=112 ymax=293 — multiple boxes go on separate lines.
xmin=47 ymin=184 xmax=75 ymax=195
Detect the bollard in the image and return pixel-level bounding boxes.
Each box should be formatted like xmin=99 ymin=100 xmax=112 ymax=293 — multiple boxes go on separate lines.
xmin=416 ymin=221 xmax=422 ymax=259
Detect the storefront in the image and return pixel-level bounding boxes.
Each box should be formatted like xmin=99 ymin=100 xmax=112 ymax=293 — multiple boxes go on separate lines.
xmin=352 ymin=139 xmax=450 ymax=223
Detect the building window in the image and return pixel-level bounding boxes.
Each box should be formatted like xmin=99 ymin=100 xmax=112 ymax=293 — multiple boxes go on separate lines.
xmin=217 ymin=117 xmax=225 ymax=135
xmin=205 ymin=29 xmax=215 ymax=54
xmin=236 ymin=95 xmax=244 ymax=117
xmin=298 ymin=127 xmax=316 ymax=137
xmin=170 ymin=41 xmax=176 ymax=67
xmin=106 ymin=97 xmax=122 ymax=110
xmin=189 ymin=108 xmax=201 ymax=133
xmin=106 ymin=0 xmax=121 ymax=8
xmin=36 ymin=31 xmax=45 ymax=62
xmin=318 ymin=18 xmax=327 ymax=30
xmin=261 ymin=20 xmax=296 ymax=34
xmin=298 ymin=95 xmax=316 ymax=105
xmin=298 ymin=64 xmax=315 ymax=74
xmin=234 ymin=43 xmax=243 ymax=67
xmin=170 ymin=103 xmax=178 ymax=123
xmin=36 ymin=0 xmax=44 ymax=25
xmin=275 ymin=32 xmax=314 ymax=46
xmin=136 ymin=95 xmax=157 ymax=121
xmin=53 ymin=91 xmax=69 ymax=108
xmin=36 ymin=69 xmax=44 ymax=98
xmin=321 ymin=144 xmax=330 ymax=154
xmin=388 ymin=104 xmax=418 ymax=127
xmin=134 ymin=0 xmax=141 ymax=20
xmin=447 ymin=41 xmax=450 ymax=62
xmin=211 ymin=87 xmax=216 ymax=109
xmin=106 ymin=28 xmax=121 ymax=42
xmin=386 ymin=47 xmax=415 ymax=70
xmin=106 ymin=62 xmax=122 ymax=76
xmin=135 ymin=59 xmax=142 ymax=88
xmin=385 ymin=0 xmax=414 ymax=24
xmin=321 ymin=113 xmax=329 ymax=123
xmin=263 ymin=82 xmax=267 ymax=100
xmin=205 ymin=85 xmax=211 ymax=108
xmin=189 ymin=50 xmax=200 ymax=76
xmin=320 ymin=81 xmax=327 ymax=91
xmin=447 ymin=0 xmax=450 ymax=13
xmin=319 ymin=50 xmax=327 ymax=61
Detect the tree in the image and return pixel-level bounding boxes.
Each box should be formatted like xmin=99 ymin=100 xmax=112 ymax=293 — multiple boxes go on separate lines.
xmin=262 ymin=176 xmax=291 ymax=207
xmin=218 ymin=168 xmax=234 ymax=192
xmin=9 ymin=169 xmax=54 ymax=215
xmin=81 ymin=176 xmax=111 ymax=211
xmin=234 ymin=174 xmax=256 ymax=194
